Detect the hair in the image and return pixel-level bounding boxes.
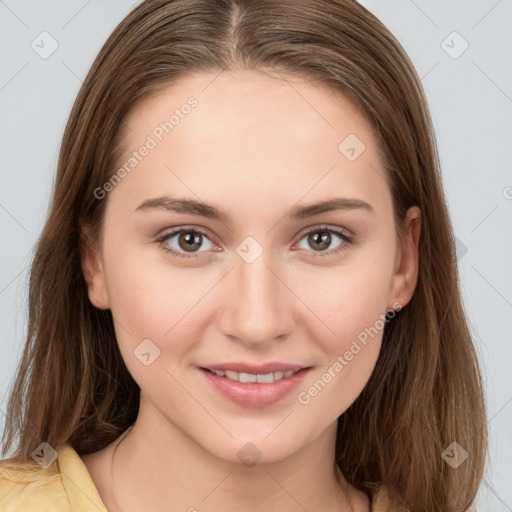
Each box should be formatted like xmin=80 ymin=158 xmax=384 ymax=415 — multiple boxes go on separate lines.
xmin=1 ymin=0 xmax=488 ymax=510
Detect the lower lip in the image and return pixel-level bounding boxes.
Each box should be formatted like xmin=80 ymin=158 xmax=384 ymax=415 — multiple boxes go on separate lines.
xmin=200 ymin=367 xmax=310 ymax=407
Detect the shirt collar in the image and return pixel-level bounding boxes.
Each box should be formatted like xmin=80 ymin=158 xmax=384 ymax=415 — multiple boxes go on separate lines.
xmin=58 ymin=443 xmax=108 ymax=512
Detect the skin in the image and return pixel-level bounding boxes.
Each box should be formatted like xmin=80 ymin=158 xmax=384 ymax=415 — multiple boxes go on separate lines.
xmin=80 ymin=69 xmax=421 ymax=512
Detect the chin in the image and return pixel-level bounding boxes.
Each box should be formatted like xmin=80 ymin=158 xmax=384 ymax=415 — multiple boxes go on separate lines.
xmin=200 ymin=430 xmax=310 ymax=467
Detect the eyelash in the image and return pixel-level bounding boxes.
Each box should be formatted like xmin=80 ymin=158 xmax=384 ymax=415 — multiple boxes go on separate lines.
xmin=155 ymin=225 xmax=355 ymax=260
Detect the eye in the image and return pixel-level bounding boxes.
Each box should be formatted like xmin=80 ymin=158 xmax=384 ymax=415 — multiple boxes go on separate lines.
xmin=295 ymin=225 xmax=354 ymax=257
xmin=155 ymin=225 xmax=355 ymax=260
xmin=155 ymin=227 xmax=217 ymax=259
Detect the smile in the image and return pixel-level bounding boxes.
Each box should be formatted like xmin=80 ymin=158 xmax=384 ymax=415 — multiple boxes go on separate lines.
xmin=205 ymin=368 xmax=301 ymax=383
xmin=199 ymin=366 xmax=311 ymax=407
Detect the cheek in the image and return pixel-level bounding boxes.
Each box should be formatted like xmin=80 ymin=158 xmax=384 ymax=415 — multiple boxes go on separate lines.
xmin=293 ymin=254 xmax=393 ymax=412
xmin=299 ymin=258 xmax=393 ymax=353
xmin=102 ymin=235 xmax=220 ymax=365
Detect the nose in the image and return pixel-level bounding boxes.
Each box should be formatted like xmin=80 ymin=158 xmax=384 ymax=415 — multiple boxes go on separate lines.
xmin=218 ymin=250 xmax=295 ymax=349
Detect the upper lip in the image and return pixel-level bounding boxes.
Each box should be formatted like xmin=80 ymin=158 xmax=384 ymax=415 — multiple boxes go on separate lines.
xmin=200 ymin=362 xmax=311 ymax=374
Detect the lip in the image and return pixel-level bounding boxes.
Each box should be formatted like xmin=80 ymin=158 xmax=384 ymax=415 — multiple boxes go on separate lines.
xmin=201 ymin=362 xmax=308 ymax=374
xmin=199 ymin=365 xmax=311 ymax=408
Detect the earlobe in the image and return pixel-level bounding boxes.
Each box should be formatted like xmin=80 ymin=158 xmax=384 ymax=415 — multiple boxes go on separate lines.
xmin=80 ymin=225 xmax=111 ymax=310
xmin=388 ymin=206 xmax=421 ymax=311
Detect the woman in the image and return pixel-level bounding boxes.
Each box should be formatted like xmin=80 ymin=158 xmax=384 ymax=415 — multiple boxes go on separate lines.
xmin=0 ymin=1 xmax=488 ymax=511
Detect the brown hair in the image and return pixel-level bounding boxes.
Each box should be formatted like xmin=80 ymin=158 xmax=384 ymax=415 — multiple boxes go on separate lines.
xmin=2 ymin=1 xmax=488 ymax=510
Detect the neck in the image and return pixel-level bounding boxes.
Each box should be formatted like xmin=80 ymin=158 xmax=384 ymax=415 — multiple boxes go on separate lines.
xmin=103 ymin=402 xmax=362 ymax=512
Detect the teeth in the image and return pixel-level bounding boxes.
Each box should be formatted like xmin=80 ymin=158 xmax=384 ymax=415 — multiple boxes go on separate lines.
xmin=209 ymin=368 xmax=300 ymax=383
xmin=256 ymin=373 xmax=274 ymax=383
xmin=239 ymin=372 xmax=257 ymax=383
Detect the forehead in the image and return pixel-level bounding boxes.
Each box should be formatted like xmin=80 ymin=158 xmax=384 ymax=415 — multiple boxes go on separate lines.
xmin=110 ymin=69 xmax=391 ymax=219
xmin=123 ymin=69 xmax=375 ymax=148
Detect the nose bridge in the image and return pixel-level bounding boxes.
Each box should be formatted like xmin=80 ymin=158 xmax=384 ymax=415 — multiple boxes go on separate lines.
xmin=219 ymin=244 xmax=293 ymax=346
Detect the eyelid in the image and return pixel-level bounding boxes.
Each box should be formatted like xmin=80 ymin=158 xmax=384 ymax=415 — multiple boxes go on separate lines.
xmin=155 ymin=223 xmax=355 ymax=259
xmin=156 ymin=223 xmax=353 ymax=243
xmin=296 ymin=223 xmax=354 ymax=240
xmin=293 ymin=224 xmax=355 ymax=257
xmin=155 ymin=225 xmax=219 ymax=253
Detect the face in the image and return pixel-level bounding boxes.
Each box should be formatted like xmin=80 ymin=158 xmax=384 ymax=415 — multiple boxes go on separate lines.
xmin=82 ymin=69 xmax=420 ymax=465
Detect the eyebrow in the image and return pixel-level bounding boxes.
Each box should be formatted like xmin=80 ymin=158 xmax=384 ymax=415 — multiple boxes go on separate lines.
xmin=134 ymin=196 xmax=375 ymax=224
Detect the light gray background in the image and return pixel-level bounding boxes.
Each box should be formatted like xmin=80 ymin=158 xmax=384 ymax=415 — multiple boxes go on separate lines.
xmin=1 ymin=1 xmax=511 ymax=510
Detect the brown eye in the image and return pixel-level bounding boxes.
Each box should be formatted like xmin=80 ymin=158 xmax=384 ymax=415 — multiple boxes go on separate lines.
xmin=156 ymin=227 xmax=215 ymax=258
xmin=307 ymin=230 xmax=332 ymax=251
xmin=296 ymin=226 xmax=354 ymax=257
xmin=177 ymin=231 xmax=204 ymax=253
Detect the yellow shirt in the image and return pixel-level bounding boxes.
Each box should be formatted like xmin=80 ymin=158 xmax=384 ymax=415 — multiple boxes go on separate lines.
xmin=0 ymin=443 xmax=391 ymax=511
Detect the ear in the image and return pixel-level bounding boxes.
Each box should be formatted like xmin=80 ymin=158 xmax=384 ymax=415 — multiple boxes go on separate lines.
xmin=387 ymin=206 xmax=421 ymax=311
xmin=80 ymin=225 xmax=111 ymax=310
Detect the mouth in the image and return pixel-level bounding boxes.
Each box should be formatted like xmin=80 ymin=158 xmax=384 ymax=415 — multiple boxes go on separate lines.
xmin=198 ymin=364 xmax=312 ymax=407
xmin=201 ymin=367 xmax=303 ymax=384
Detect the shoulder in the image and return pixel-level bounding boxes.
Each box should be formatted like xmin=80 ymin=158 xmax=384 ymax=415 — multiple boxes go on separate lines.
xmin=0 ymin=454 xmax=68 ymax=511
xmin=0 ymin=443 xmax=108 ymax=512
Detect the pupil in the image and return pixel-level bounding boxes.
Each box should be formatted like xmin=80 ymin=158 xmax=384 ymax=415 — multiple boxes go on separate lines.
xmin=180 ymin=232 xmax=201 ymax=252
xmin=311 ymin=231 xmax=330 ymax=250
